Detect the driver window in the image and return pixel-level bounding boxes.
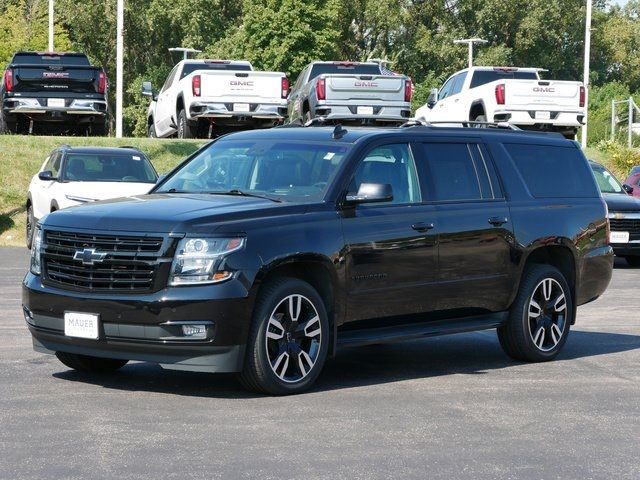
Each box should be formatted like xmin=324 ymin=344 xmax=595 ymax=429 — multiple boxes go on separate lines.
xmin=349 ymin=144 xmax=421 ymax=204
xmin=160 ymin=66 xmax=178 ymax=93
xmin=438 ymin=75 xmax=456 ymax=101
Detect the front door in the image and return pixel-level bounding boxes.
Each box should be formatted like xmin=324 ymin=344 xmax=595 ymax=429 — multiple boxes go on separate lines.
xmin=340 ymin=143 xmax=439 ymax=322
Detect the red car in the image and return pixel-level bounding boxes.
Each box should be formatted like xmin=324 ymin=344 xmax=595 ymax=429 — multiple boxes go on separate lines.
xmin=624 ymin=166 xmax=640 ymax=198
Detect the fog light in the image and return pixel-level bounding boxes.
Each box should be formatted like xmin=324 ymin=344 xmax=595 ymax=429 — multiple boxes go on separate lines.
xmin=182 ymin=324 xmax=207 ymax=338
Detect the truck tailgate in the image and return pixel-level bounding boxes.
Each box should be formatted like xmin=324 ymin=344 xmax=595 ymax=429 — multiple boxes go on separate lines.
xmin=12 ymin=65 xmax=99 ymax=94
xmin=200 ymin=71 xmax=284 ymax=102
xmin=504 ymin=80 xmax=582 ymax=108
xmin=325 ymin=74 xmax=405 ymax=102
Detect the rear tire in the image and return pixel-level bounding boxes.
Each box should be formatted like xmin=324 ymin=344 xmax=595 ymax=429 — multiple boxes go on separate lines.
xmin=625 ymin=256 xmax=640 ymax=267
xmin=238 ymin=277 xmax=329 ymax=395
xmin=303 ymin=109 xmax=313 ymax=125
xmin=89 ymin=121 xmax=107 ymax=136
xmin=177 ymin=109 xmax=196 ymax=139
xmin=474 ymin=114 xmax=487 ymax=125
xmin=497 ymin=264 xmax=573 ymax=362
xmin=56 ymin=352 xmax=128 ymax=373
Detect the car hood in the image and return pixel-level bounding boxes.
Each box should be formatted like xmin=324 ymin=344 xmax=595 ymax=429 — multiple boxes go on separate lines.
xmin=602 ymin=193 xmax=640 ymax=213
xmin=42 ymin=193 xmax=308 ymax=233
xmin=62 ymin=181 xmax=155 ymax=201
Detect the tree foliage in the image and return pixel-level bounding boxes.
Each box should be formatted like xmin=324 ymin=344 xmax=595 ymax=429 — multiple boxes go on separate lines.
xmin=0 ymin=0 xmax=638 ymax=138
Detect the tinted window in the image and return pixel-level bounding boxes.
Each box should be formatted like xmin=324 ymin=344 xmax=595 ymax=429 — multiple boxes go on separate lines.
xmin=505 ymin=144 xmax=599 ymax=198
xmin=158 ymin=141 xmax=350 ymax=202
xmin=12 ymin=53 xmax=90 ymax=66
xmin=423 ymin=143 xmax=483 ymax=201
xmin=450 ymin=72 xmax=467 ymax=96
xmin=161 ymin=66 xmax=178 ymax=93
xmin=438 ymin=75 xmax=456 ymax=100
xmin=349 ymin=144 xmax=421 ymax=204
xmin=308 ymin=63 xmax=381 ymax=81
xmin=470 ymin=70 xmax=538 ymax=88
xmin=64 ymin=153 xmax=157 ymax=183
xmin=180 ymin=62 xmax=252 ymax=79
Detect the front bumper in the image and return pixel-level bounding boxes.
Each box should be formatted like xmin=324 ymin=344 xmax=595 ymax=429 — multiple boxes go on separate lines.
xmin=22 ymin=271 xmax=254 ymax=372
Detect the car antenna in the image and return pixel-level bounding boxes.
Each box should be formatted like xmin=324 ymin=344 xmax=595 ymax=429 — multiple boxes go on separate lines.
xmin=332 ymin=124 xmax=347 ymax=140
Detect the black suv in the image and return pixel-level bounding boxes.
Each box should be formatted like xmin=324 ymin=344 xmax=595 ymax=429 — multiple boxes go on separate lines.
xmin=23 ymin=125 xmax=613 ymax=394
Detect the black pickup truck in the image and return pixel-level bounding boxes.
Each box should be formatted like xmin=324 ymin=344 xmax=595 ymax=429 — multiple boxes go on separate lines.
xmin=1 ymin=52 xmax=108 ymax=135
xmin=23 ymin=124 xmax=614 ymax=394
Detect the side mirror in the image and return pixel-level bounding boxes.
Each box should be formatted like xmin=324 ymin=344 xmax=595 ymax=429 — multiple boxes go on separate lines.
xmin=38 ymin=170 xmax=55 ymax=181
xmin=346 ymin=183 xmax=393 ymax=204
xmin=623 ymin=183 xmax=634 ymax=194
xmin=141 ymin=81 xmax=157 ymax=101
xmin=426 ymin=88 xmax=438 ymax=108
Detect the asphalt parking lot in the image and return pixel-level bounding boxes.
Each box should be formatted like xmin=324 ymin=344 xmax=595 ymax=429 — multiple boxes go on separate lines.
xmin=1 ymin=247 xmax=638 ymax=480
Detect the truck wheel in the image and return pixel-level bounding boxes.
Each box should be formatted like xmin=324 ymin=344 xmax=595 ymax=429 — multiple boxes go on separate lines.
xmin=625 ymin=256 xmax=640 ymax=267
xmin=0 ymin=114 xmax=15 ymax=134
xmin=497 ymin=264 xmax=573 ymax=362
xmin=26 ymin=204 xmax=35 ymax=250
xmin=474 ymin=114 xmax=487 ymax=124
xmin=177 ymin=109 xmax=196 ymax=139
xmin=90 ymin=122 xmax=107 ymax=136
xmin=239 ymin=278 xmax=329 ymax=395
xmin=56 ymin=352 xmax=128 ymax=373
xmin=303 ymin=110 xmax=313 ymax=125
xmin=148 ymin=123 xmax=157 ymax=138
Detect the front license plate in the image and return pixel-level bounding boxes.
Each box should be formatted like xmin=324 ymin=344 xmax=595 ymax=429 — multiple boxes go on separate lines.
xmin=535 ymin=111 xmax=551 ymax=120
xmin=64 ymin=312 xmax=99 ymax=339
xmin=610 ymin=231 xmax=630 ymax=244
xmin=233 ymin=103 xmax=250 ymax=112
xmin=47 ymin=98 xmax=66 ymax=108
xmin=357 ymin=106 xmax=374 ymax=115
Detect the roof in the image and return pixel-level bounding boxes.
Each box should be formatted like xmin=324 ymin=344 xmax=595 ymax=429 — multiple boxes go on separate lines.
xmin=57 ymin=146 xmax=147 ymax=156
xmin=217 ymin=124 xmax=570 ymax=145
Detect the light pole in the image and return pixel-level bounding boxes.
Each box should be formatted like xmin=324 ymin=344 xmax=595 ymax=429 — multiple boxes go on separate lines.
xmin=115 ymin=0 xmax=124 ymax=138
xmin=48 ymin=0 xmax=54 ymax=51
xmin=581 ymin=0 xmax=592 ymax=148
xmin=454 ymin=38 xmax=488 ymax=68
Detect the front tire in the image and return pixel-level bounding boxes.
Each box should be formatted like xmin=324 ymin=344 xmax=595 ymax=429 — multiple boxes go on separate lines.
xmin=625 ymin=256 xmax=640 ymax=267
xmin=177 ymin=109 xmax=196 ymax=139
xmin=148 ymin=123 xmax=157 ymax=138
xmin=239 ymin=278 xmax=329 ymax=395
xmin=56 ymin=352 xmax=128 ymax=373
xmin=498 ymin=264 xmax=573 ymax=362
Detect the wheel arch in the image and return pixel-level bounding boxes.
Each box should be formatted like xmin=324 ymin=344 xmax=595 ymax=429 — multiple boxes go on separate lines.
xmin=518 ymin=243 xmax=578 ymax=324
xmin=176 ymin=95 xmax=185 ymax=119
xmin=50 ymin=199 xmax=59 ymax=212
xmin=252 ymin=254 xmax=341 ymax=356
xmin=469 ymin=100 xmax=486 ymax=121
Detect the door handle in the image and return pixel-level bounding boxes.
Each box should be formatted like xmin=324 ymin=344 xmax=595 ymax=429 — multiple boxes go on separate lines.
xmin=412 ymin=222 xmax=435 ymax=232
xmin=488 ymin=216 xmax=508 ymax=226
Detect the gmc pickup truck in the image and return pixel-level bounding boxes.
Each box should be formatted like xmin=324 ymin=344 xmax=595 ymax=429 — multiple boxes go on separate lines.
xmin=287 ymin=61 xmax=412 ymax=125
xmin=142 ymin=60 xmax=289 ymax=139
xmin=1 ymin=51 xmax=108 ymax=135
xmin=415 ymin=66 xmax=585 ymax=138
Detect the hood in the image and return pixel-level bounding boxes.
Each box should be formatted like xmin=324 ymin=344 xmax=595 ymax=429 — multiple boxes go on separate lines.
xmin=602 ymin=193 xmax=640 ymax=213
xmin=42 ymin=193 xmax=307 ymax=233
xmin=63 ymin=181 xmax=154 ymax=201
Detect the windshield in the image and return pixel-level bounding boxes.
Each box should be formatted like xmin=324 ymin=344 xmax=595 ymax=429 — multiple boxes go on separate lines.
xmin=591 ymin=164 xmax=624 ymax=194
xmin=157 ymin=140 xmax=351 ymax=202
xmin=63 ymin=153 xmax=157 ymax=183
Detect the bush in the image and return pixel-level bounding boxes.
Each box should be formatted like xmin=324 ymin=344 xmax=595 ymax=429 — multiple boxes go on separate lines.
xmin=596 ymin=139 xmax=640 ymax=177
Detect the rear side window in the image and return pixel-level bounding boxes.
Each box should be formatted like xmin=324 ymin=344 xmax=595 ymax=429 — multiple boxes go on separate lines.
xmin=422 ymin=143 xmax=497 ymax=201
xmin=470 ymin=70 xmax=538 ymax=88
xmin=505 ymin=144 xmax=599 ymax=198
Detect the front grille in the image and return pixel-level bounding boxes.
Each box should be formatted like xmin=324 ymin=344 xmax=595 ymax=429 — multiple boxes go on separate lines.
xmin=42 ymin=230 xmax=168 ymax=293
xmin=610 ymin=218 xmax=640 ymax=241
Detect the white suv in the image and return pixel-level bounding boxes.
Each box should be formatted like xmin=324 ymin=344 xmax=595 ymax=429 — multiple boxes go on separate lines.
xmin=26 ymin=146 xmax=158 ymax=248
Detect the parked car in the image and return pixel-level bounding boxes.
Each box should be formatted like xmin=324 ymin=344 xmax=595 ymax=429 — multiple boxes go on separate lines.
xmin=590 ymin=161 xmax=640 ymax=266
xmin=623 ymin=167 xmax=640 ymax=198
xmin=142 ymin=59 xmax=288 ymax=139
xmin=414 ymin=66 xmax=585 ymax=138
xmin=1 ymin=51 xmax=108 ymax=135
xmin=26 ymin=146 xmax=157 ymax=248
xmin=23 ymin=125 xmax=613 ymax=395
xmin=287 ymin=61 xmax=412 ymax=125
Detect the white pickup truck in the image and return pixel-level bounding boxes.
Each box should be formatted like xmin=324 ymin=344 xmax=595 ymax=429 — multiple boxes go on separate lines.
xmin=414 ymin=66 xmax=585 ymax=138
xmin=142 ymin=60 xmax=289 ymax=138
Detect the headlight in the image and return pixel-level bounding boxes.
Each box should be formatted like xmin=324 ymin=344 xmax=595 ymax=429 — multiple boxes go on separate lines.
xmin=169 ymin=237 xmax=245 ymax=286
xmin=30 ymin=228 xmax=43 ymax=275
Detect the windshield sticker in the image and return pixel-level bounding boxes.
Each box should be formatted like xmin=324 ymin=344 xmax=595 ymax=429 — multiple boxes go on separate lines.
xmin=323 ymin=152 xmax=335 ymax=160
xmin=132 ymin=156 xmax=141 ymax=161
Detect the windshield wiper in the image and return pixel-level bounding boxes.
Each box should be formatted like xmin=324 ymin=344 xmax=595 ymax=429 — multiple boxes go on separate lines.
xmin=208 ymin=189 xmax=282 ymax=203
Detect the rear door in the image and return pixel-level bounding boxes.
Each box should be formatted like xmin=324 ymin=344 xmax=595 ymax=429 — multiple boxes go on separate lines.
xmin=416 ymin=140 xmax=515 ymax=312
xmin=340 ymin=142 xmax=439 ymax=322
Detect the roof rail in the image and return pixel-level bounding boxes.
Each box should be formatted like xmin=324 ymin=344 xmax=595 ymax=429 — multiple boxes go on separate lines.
xmin=401 ymin=120 xmax=522 ymax=131
xmin=118 ymin=145 xmax=141 ymax=150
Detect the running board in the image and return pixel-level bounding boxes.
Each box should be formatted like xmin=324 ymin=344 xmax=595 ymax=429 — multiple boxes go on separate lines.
xmin=337 ymin=313 xmax=508 ymax=348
